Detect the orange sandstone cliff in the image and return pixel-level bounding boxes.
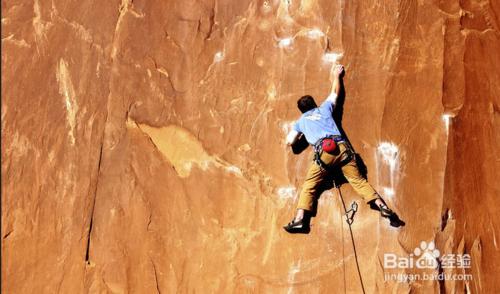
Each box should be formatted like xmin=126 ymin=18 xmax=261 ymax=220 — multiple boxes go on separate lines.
xmin=2 ymin=0 xmax=499 ymax=293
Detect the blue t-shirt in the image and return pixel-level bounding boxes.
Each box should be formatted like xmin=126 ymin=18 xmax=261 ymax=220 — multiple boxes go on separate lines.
xmin=293 ymin=99 xmax=341 ymax=145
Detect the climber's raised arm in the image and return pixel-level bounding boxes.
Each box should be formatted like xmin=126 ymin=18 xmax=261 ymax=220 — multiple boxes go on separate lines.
xmin=323 ymin=64 xmax=344 ymax=105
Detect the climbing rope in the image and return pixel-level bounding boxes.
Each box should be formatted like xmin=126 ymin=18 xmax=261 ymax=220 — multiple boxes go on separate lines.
xmin=340 ymin=194 xmax=347 ymax=293
xmin=334 ymin=180 xmax=366 ymax=294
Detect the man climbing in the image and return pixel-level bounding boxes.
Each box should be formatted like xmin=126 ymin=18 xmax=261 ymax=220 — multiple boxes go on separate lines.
xmin=284 ymin=64 xmax=398 ymax=234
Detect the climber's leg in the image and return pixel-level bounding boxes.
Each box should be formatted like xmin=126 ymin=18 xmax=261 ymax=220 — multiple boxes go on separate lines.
xmin=296 ymin=161 xmax=324 ymax=214
xmin=284 ymin=152 xmax=336 ymax=233
xmin=284 ymin=162 xmax=322 ymax=233
xmin=341 ymin=157 xmax=398 ymax=220
xmin=295 ymin=151 xmax=338 ymax=214
xmin=341 ymin=157 xmax=379 ymax=203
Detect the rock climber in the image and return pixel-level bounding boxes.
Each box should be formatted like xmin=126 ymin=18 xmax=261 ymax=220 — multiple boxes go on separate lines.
xmin=284 ymin=64 xmax=399 ymax=234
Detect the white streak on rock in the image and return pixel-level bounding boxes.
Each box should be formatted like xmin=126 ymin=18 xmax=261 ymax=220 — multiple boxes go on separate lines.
xmin=378 ymin=142 xmax=398 ymax=170
xmin=383 ymin=187 xmax=395 ymax=197
xmin=96 ymin=61 xmax=101 ymax=77
xmin=307 ymin=28 xmax=325 ymax=39
xmin=67 ymin=21 xmax=93 ymax=43
xmin=277 ymin=186 xmax=296 ymax=199
xmin=225 ymin=165 xmax=242 ymax=176
xmin=1 ymin=105 xmax=6 ymax=132
xmin=287 ymin=260 xmax=301 ymax=294
xmin=156 ymin=67 xmax=169 ymax=77
xmin=376 ymin=142 xmax=399 ymax=199
xmin=214 ymin=51 xmax=224 ymax=62
xmin=201 ymin=49 xmax=226 ymax=83
xmin=442 ymin=113 xmax=454 ymax=135
xmin=322 ymin=52 xmax=343 ymax=63
xmin=279 ymin=37 xmax=293 ymax=48
xmin=494 ymin=228 xmax=498 ymax=250
xmin=56 ymin=59 xmax=78 ymax=145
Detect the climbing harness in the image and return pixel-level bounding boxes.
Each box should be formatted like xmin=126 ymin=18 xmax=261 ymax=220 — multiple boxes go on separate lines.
xmin=313 ymin=135 xmax=354 ymax=171
xmin=334 ymin=179 xmax=366 ymax=294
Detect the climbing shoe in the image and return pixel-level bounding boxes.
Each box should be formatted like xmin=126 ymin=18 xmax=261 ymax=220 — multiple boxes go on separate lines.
xmin=368 ymin=199 xmax=406 ymax=227
xmin=369 ymin=199 xmax=393 ymax=217
xmin=388 ymin=213 xmax=406 ymax=228
xmin=283 ymin=218 xmax=310 ymax=234
xmin=378 ymin=203 xmax=396 ymax=218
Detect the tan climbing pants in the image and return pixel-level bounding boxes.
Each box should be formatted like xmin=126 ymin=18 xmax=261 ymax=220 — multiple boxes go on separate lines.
xmin=296 ymin=143 xmax=379 ymax=211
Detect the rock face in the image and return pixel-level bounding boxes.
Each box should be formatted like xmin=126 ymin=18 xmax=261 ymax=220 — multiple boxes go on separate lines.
xmin=2 ymin=0 xmax=499 ymax=293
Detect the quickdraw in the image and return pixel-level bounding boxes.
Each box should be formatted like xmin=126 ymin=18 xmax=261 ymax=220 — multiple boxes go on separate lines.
xmin=345 ymin=201 xmax=358 ymax=225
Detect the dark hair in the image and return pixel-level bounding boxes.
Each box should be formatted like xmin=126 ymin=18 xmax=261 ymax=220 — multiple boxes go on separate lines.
xmin=297 ymin=95 xmax=317 ymax=113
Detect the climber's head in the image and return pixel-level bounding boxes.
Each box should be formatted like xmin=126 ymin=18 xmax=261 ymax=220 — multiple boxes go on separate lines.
xmin=297 ymin=95 xmax=317 ymax=113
